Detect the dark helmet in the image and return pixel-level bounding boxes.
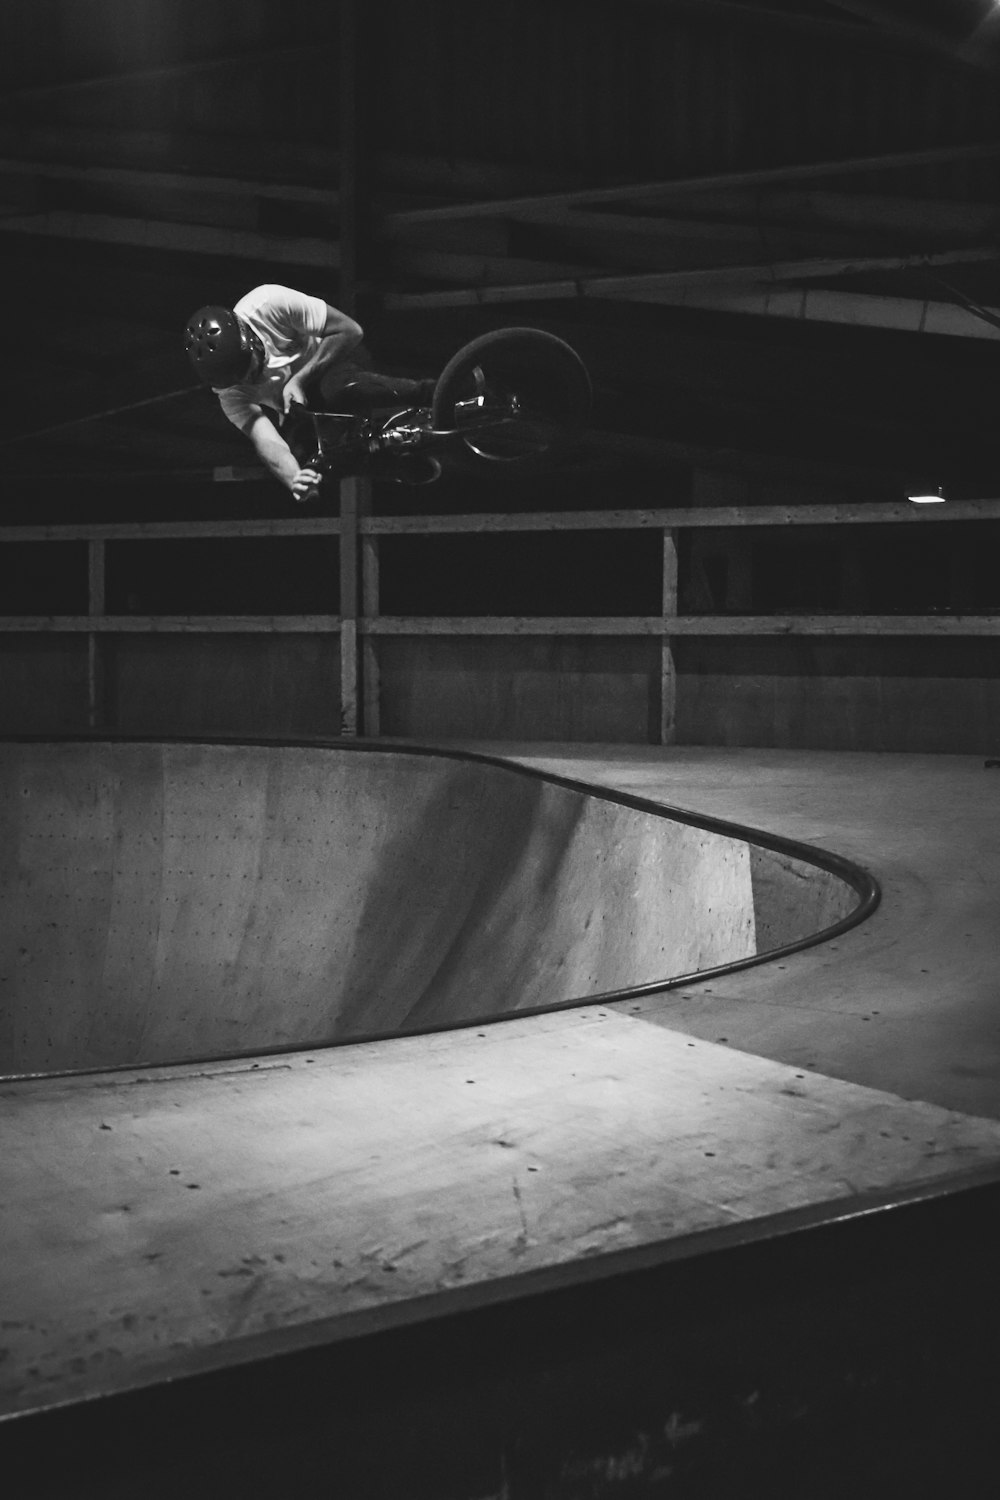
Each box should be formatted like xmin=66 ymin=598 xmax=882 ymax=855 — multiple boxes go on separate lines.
xmin=184 ymin=305 xmax=264 ymax=386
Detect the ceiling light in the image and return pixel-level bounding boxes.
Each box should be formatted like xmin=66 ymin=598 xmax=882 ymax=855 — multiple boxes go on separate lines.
xmin=906 ymin=486 xmax=946 ymax=504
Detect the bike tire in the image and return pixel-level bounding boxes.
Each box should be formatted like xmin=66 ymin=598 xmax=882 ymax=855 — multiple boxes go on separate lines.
xmin=430 ymin=327 xmax=592 ymax=463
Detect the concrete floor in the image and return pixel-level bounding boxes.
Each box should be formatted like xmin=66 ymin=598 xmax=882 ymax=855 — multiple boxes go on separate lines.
xmin=2 ymin=743 xmax=1000 ymax=1423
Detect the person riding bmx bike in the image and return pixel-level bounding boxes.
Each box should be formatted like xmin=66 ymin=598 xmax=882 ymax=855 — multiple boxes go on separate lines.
xmin=184 ymin=284 xmax=438 ymax=499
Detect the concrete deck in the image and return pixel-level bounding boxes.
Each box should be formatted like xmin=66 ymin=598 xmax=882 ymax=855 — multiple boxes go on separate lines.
xmin=2 ymin=743 xmax=999 ymax=1423
xmin=500 ymin=745 xmax=1000 ymax=1120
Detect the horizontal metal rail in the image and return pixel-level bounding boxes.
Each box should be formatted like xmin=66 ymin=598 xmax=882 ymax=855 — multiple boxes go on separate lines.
xmin=364 ymin=616 xmax=664 ymax=636
xmin=364 ymin=615 xmax=1000 ymax=637
xmin=0 ymin=519 xmax=340 ymax=543
xmin=363 ymin=500 xmax=1000 ymax=533
xmin=0 ymin=616 xmax=340 ymax=634
xmin=2 ymin=614 xmax=996 ymax=638
xmin=1 ymin=500 xmax=996 ymax=546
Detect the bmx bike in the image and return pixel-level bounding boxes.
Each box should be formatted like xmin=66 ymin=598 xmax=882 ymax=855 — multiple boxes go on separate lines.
xmin=288 ymin=327 xmax=592 ymax=495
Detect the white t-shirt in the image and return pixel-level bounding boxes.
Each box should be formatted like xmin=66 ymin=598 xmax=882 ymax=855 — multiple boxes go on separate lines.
xmin=216 ymin=284 xmax=329 ymax=430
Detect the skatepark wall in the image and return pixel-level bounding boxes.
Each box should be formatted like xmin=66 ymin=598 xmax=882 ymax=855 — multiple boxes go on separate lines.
xmin=4 ymin=627 xmax=1000 ymax=753
xmin=0 ymin=739 xmax=863 ymax=1078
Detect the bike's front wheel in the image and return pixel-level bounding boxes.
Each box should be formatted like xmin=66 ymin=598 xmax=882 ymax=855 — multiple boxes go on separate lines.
xmin=430 ymin=328 xmax=592 ymax=463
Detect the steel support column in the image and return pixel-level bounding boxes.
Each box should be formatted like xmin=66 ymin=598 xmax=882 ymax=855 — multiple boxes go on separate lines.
xmin=338 ymin=0 xmax=361 ymax=314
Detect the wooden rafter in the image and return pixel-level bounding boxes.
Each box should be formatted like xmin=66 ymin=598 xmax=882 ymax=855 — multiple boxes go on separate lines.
xmin=385 ymin=140 xmax=1000 ymax=230
xmin=383 ymin=244 xmax=1000 ymax=338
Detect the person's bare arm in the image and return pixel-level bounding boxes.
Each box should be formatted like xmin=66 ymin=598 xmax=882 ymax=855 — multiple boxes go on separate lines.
xmin=242 ymin=411 xmax=320 ymax=502
xmin=283 ymin=305 xmax=364 ymax=411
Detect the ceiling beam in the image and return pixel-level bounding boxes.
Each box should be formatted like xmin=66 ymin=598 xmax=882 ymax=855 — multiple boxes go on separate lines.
xmin=383 ymin=244 xmax=1000 ymax=300
xmin=384 ymin=244 xmax=1000 ymax=328
xmin=0 ymin=157 xmax=337 ymax=206
xmin=386 ymin=139 xmax=1000 ymax=229
xmin=677 ymin=187 xmax=1000 ymax=238
xmin=386 ymin=277 xmax=1000 ymax=339
xmin=0 ymin=210 xmax=339 ymax=267
xmin=587 ymin=284 xmax=1000 ymax=339
xmin=821 ymin=1 xmax=1000 ymax=71
xmin=390 ymin=198 xmax=1000 ymax=279
xmin=0 ymin=46 xmax=312 ymax=103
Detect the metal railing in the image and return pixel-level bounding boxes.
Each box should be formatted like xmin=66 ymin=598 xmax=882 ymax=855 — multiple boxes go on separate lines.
xmin=1 ymin=489 xmax=998 ymax=739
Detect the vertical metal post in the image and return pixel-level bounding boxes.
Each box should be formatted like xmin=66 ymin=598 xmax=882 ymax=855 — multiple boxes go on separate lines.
xmin=339 ymin=473 xmax=372 ymax=736
xmin=338 ymin=0 xmax=363 ymax=735
xmin=339 ymin=0 xmax=359 ymax=314
xmin=361 ymin=530 xmax=381 ymax=737
xmin=660 ymin=528 xmax=678 ymax=746
xmin=339 ymin=475 xmax=359 ymax=736
xmin=87 ymin=539 xmax=105 ymax=730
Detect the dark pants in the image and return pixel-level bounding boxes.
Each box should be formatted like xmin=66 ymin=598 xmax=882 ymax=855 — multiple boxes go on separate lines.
xmin=303 ymin=344 xmax=433 ymax=412
xmin=282 ymin=347 xmax=436 ymax=476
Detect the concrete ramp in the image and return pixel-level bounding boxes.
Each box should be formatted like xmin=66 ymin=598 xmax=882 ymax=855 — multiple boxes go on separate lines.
xmin=0 ymin=739 xmax=870 ymax=1075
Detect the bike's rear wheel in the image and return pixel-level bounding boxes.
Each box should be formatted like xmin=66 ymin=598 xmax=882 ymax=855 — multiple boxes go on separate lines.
xmin=430 ymin=328 xmax=592 ymax=463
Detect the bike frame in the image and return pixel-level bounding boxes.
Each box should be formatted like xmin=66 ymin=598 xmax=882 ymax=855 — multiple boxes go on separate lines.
xmin=285 ymin=327 xmax=592 ymax=489
xmin=300 ymin=393 xmax=530 ymax=478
